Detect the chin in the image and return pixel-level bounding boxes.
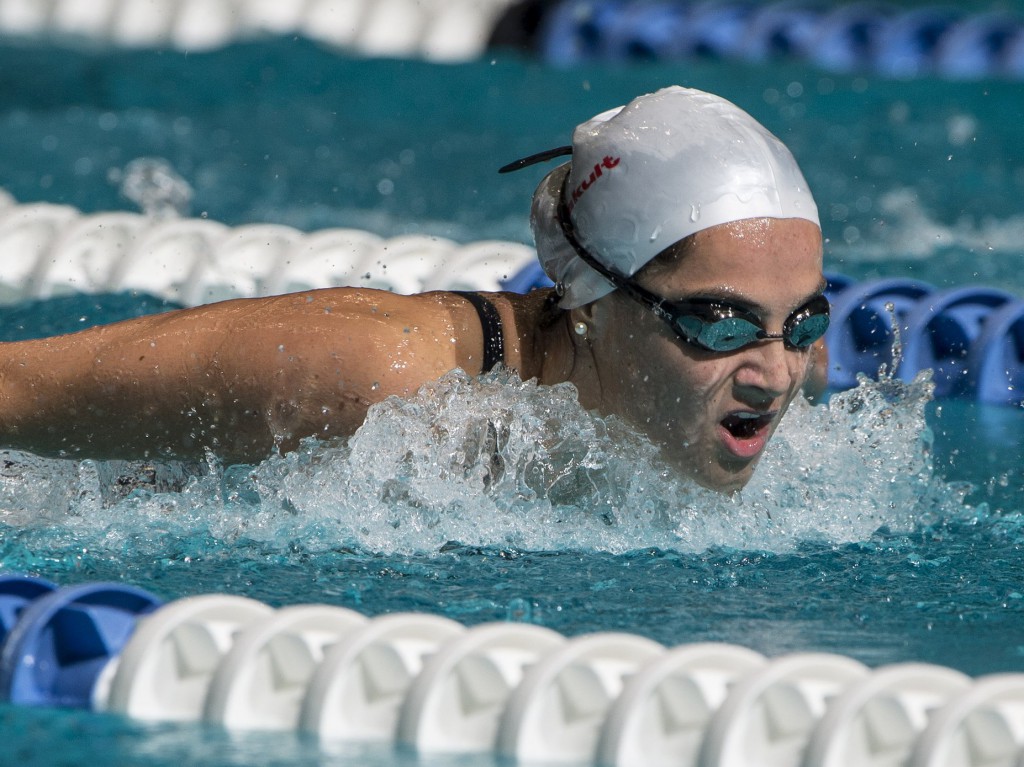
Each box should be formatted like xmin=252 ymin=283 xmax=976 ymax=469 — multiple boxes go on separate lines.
xmin=695 ymin=470 xmax=752 ymax=495
xmin=666 ymin=448 xmax=757 ymax=494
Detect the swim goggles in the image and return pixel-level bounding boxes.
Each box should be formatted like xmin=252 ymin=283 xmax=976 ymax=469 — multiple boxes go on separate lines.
xmin=499 ymin=148 xmax=830 ymax=353
xmin=558 ymin=182 xmax=831 ymax=355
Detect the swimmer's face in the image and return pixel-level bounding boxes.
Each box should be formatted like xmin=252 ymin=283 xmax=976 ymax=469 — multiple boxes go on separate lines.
xmin=582 ymin=217 xmax=824 ymax=492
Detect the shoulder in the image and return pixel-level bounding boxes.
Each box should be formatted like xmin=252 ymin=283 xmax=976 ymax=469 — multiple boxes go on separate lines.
xmin=220 ymin=287 xmax=558 ymax=395
xmin=254 ymin=288 xmax=470 ymax=386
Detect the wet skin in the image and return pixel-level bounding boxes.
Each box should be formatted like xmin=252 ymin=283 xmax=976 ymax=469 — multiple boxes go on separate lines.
xmin=0 ymin=217 xmax=823 ymax=494
xmin=557 ymin=217 xmax=825 ymax=492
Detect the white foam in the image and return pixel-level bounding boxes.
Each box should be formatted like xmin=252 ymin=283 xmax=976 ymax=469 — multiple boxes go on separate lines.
xmin=0 ymin=368 xmax=971 ymax=559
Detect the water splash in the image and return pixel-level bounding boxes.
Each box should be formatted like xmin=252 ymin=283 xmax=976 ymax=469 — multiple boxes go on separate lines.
xmin=0 ymin=367 xmax=972 ymax=563
xmin=742 ymin=370 xmax=968 ymax=545
xmin=110 ymin=157 xmax=193 ymax=219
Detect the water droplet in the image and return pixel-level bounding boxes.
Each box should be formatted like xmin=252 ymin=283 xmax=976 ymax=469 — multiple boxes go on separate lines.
xmin=689 ymin=204 xmax=700 ymax=222
xmin=506 ymin=598 xmax=534 ymax=622
xmin=119 ymin=157 xmax=193 ymax=218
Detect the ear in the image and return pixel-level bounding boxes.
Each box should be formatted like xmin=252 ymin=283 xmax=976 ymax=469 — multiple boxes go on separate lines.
xmin=569 ymin=299 xmax=601 ymax=330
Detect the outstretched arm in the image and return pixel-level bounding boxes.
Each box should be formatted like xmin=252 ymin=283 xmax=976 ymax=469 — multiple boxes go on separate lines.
xmin=0 ymin=289 xmax=464 ymax=462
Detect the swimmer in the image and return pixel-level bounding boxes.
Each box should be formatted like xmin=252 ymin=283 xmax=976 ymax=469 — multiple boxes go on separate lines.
xmin=0 ymin=86 xmax=828 ymax=493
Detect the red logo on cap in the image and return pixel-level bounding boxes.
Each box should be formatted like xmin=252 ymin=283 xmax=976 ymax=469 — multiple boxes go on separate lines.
xmin=567 ymin=156 xmax=620 ymax=213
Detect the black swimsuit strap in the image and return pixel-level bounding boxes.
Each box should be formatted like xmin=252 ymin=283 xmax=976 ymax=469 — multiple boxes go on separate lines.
xmin=453 ymin=291 xmax=505 ymax=374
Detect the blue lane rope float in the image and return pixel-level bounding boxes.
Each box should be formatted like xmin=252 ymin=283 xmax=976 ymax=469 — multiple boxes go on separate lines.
xmin=966 ymin=299 xmax=1024 ymax=407
xmin=0 ymin=580 xmax=162 ymax=709
xmin=897 ymin=286 xmax=1016 ymax=399
xmin=527 ymin=0 xmax=1024 ymax=80
xmin=0 ymin=194 xmax=1021 ymax=406
xmin=0 ymin=574 xmax=58 ymax=646
xmin=1 ymin=0 xmax=1023 ymax=79
xmin=0 ymin=574 xmax=1023 ymax=764
xmin=833 ymin=280 xmax=1024 ymax=406
xmin=823 ymin=277 xmax=937 ymax=392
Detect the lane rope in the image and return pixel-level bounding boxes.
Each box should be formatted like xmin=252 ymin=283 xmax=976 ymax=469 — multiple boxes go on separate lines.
xmin=0 ymin=194 xmax=1020 ymax=404
xmin=0 ymin=573 xmax=1020 ymax=765
xmin=2 ymin=0 xmax=1023 ymax=79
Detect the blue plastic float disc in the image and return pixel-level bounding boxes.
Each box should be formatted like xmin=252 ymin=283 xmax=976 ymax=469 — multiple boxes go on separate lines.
xmin=501 ymin=261 xmax=553 ymax=294
xmin=539 ymin=0 xmax=625 ymax=65
xmin=684 ymin=1 xmax=756 ymax=58
xmin=824 ymin=272 xmax=856 ymax=302
xmin=0 ymin=574 xmax=57 ymax=646
xmin=810 ymin=3 xmax=891 ymax=73
xmin=965 ymin=299 xmax=1024 ymax=407
xmin=874 ymin=6 xmax=963 ymax=77
xmin=826 ymin=278 xmax=934 ymax=390
xmin=934 ymin=13 xmax=1022 ymax=79
xmin=0 ymin=582 xmax=162 ymax=708
xmin=1005 ymin=27 xmax=1024 ymax=77
xmin=897 ymin=286 xmax=1014 ymax=397
xmin=739 ymin=3 xmax=822 ymax=62
xmin=598 ymin=3 xmax=690 ymax=60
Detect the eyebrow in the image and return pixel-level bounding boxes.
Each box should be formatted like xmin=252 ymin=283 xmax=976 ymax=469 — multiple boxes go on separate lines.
xmin=679 ymin=278 xmax=829 ymax=317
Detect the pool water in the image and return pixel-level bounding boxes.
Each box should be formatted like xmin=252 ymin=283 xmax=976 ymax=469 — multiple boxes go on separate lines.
xmin=1 ymin=36 xmax=1024 ymax=766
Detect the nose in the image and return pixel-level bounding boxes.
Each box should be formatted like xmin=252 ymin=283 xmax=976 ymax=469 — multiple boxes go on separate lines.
xmin=733 ymin=338 xmax=802 ymax=400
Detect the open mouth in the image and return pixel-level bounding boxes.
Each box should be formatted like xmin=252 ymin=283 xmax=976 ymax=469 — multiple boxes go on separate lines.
xmin=721 ymin=411 xmax=774 ymax=440
xmin=718 ymin=410 xmax=776 ymax=459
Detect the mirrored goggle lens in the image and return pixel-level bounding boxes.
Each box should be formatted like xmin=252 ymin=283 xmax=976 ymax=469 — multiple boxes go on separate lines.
xmin=680 ymin=310 xmax=830 ymax=352
xmin=693 ymin=317 xmax=764 ymax=352
xmin=786 ymin=312 xmax=830 ymax=348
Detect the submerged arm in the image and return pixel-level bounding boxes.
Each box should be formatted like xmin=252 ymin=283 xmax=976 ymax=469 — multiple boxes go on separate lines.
xmin=0 ymin=289 xmax=465 ymax=462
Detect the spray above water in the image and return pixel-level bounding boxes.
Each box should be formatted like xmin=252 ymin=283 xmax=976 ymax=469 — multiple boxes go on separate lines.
xmin=110 ymin=157 xmax=193 ymax=219
xmin=0 ymin=365 xmax=970 ymax=562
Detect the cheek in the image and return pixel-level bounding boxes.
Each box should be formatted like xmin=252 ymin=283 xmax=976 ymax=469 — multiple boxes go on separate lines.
xmin=674 ymin=357 xmax=729 ymax=398
xmin=624 ymin=339 xmax=729 ymax=417
xmin=593 ymin=304 xmax=729 ymax=423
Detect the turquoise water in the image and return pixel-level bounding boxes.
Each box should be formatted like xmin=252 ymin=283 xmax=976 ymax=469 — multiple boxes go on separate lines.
xmin=1 ymin=37 xmax=1024 ymax=765
xmin=4 ymin=38 xmax=1024 ymax=294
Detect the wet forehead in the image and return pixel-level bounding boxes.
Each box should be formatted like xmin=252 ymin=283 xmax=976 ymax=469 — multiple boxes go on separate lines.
xmin=652 ymin=218 xmax=823 ymax=311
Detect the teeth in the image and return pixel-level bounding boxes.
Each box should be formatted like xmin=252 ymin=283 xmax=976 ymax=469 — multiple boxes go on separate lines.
xmin=736 ymin=412 xmax=761 ymax=420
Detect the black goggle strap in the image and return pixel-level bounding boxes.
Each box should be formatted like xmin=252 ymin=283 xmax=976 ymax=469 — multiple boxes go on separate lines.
xmin=553 ymin=184 xmax=740 ymax=349
xmin=498 ymin=145 xmax=574 ymax=174
xmin=507 ymin=152 xmax=683 ymax=332
xmin=553 ymin=185 xmax=670 ymax=315
xmin=552 ymin=173 xmax=830 ymax=350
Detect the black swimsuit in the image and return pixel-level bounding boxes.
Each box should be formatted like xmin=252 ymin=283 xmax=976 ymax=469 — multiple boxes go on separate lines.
xmin=453 ymin=291 xmax=505 ymax=373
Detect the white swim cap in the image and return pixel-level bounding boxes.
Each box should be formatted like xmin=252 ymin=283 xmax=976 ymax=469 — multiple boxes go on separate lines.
xmin=531 ymin=86 xmax=820 ymax=309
